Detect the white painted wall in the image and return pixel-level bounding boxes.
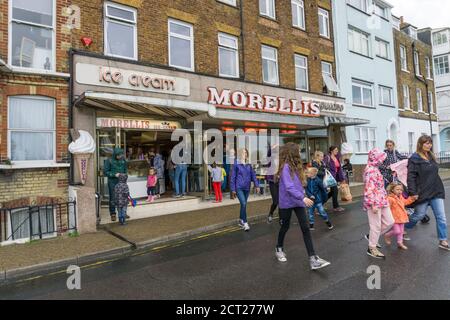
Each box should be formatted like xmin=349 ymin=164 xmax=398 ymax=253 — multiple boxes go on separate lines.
xmin=398 ymin=118 xmax=440 ymax=153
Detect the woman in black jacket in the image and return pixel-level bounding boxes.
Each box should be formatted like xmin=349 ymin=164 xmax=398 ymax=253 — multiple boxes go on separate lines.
xmin=405 ymin=136 xmax=449 ymax=251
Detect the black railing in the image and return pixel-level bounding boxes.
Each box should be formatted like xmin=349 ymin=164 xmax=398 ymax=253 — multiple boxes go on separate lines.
xmin=399 ymin=152 xmax=450 ymax=164
xmin=0 ymin=200 xmax=76 ymax=243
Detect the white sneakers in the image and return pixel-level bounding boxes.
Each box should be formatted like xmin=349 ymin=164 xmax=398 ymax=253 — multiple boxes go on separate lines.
xmin=239 ymin=220 xmax=250 ymax=231
xmin=243 ymin=222 xmax=250 ymax=232
xmin=275 ymin=248 xmax=287 ymax=262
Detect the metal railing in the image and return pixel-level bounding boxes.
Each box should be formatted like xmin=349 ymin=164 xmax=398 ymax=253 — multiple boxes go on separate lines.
xmin=0 ymin=200 xmax=77 ymax=243
xmin=399 ymin=151 xmax=450 ymax=164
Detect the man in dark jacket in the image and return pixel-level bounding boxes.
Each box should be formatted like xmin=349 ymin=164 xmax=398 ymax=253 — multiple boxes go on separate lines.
xmin=114 ymin=174 xmax=130 ymax=225
xmin=104 ymin=148 xmax=128 ymax=221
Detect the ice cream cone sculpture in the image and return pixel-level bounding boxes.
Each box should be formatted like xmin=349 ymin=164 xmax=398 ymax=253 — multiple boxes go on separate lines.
xmin=68 ymin=130 xmax=96 ymax=185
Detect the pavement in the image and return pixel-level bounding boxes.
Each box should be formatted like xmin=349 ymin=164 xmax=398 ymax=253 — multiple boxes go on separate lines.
xmin=1 ymin=181 xmax=450 ymax=299
xmin=0 ymin=169 xmax=448 ymax=286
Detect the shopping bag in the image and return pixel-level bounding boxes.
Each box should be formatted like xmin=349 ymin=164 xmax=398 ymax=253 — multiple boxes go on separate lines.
xmin=323 ymin=169 xmax=337 ymax=188
xmin=340 ymin=183 xmax=352 ymax=202
xmin=128 ymin=196 xmax=137 ymax=207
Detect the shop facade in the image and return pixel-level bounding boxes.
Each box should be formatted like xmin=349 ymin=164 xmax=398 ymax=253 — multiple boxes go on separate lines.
xmin=71 ymin=51 xmax=365 ymax=219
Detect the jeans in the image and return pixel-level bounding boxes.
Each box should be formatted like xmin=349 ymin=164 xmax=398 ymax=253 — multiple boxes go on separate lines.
xmin=174 ymin=164 xmax=188 ymax=196
xmin=405 ymin=198 xmax=448 ymax=241
xmin=168 ymin=169 xmax=175 ymax=189
xmin=308 ymin=202 xmax=330 ymax=224
xmin=328 ymin=185 xmax=340 ymax=209
xmin=117 ymin=206 xmax=127 ymax=224
xmin=277 ymin=207 xmax=316 ymax=257
xmin=268 ymin=181 xmax=279 ymax=217
xmin=236 ymin=189 xmax=250 ymax=223
xmin=108 ymin=179 xmax=118 ymax=216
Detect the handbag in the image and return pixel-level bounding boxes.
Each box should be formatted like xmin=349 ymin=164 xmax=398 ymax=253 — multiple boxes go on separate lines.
xmin=323 ymin=169 xmax=337 ymax=188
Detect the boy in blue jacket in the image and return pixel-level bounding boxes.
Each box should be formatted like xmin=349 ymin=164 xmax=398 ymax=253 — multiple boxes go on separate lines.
xmin=306 ymin=167 xmax=334 ymax=231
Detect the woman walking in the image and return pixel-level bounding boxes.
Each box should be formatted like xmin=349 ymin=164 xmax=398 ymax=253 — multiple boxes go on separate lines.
xmin=275 ymin=142 xmax=331 ymax=270
xmin=405 ymin=136 xmax=450 ymax=251
xmin=311 ymin=151 xmax=327 ymax=181
xmin=379 ymin=140 xmax=407 ymax=187
xmin=230 ymin=149 xmax=260 ymax=231
xmin=324 ymin=146 xmax=345 ymax=212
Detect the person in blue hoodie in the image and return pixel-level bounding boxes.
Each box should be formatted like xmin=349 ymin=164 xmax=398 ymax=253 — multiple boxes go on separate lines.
xmin=305 ymin=167 xmax=334 ymax=231
xmin=230 ymin=148 xmax=259 ymax=232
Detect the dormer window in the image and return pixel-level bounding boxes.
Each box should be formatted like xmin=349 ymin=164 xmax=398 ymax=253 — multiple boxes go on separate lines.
xmin=408 ymin=27 xmax=418 ymax=40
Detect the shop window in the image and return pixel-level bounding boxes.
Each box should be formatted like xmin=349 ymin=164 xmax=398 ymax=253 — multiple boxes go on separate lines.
xmin=321 ymin=62 xmax=339 ymax=94
xmin=218 ymin=33 xmax=239 ymax=78
xmin=352 ymin=79 xmax=373 ymax=107
xmin=261 ymin=45 xmax=279 ymax=85
xmin=259 ymin=0 xmax=276 ymax=19
xmin=10 ymin=0 xmax=54 ymax=71
xmin=168 ymin=19 xmax=194 ymax=71
xmin=104 ymin=1 xmax=137 ymax=60
xmin=355 ymin=127 xmax=376 ymax=153
xmin=294 ymin=54 xmax=308 ymax=91
xmin=8 ymin=96 xmax=55 ymax=162
xmin=318 ymin=8 xmax=330 ymax=38
xmin=291 ymin=0 xmax=305 ymax=30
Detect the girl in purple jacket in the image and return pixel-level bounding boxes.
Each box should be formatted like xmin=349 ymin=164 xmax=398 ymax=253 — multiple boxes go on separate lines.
xmin=275 ymin=143 xmax=331 ymax=270
xmin=231 ymin=149 xmax=260 ymax=231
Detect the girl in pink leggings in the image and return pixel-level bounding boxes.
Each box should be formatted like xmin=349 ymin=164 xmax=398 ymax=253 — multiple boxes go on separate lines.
xmin=384 ymin=183 xmax=418 ymax=250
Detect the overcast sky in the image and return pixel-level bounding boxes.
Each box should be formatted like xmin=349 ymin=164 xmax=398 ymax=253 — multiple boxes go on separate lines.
xmin=389 ymin=0 xmax=450 ymax=29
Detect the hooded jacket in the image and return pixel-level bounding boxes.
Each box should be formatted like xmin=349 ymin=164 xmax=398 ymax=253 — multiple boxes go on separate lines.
xmin=104 ymin=148 xmax=128 ymax=182
xmin=279 ymin=163 xmax=306 ymax=209
xmin=230 ymin=160 xmax=259 ymax=192
xmin=407 ymin=152 xmax=445 ymax=204
xmin=387 ymin=194 xmax=415 ymax=224
xmin=306 ymin=176 xmax=328 ymax=204
xmin=114 ymin=174 xmax=130 ymax=208
xmin=363 ymin=148 xmax=389 ymax=211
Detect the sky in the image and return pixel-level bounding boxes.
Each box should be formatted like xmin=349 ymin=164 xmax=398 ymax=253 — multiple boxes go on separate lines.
xmin=389 ymin=0 xmax=450 ymax=29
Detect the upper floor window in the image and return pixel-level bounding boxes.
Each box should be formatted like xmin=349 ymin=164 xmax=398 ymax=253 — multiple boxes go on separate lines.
xmin=348 ymin=26 xmax=370 ymax=57
xmin=425 ymin=57 xmax=432 ymax=79
xmin=434 ymin=55 xmax=450 ymax=75
xmin=218 ymin=33 xmax=239 ymax=78
xmin=10 ymin=0 xmax=55 ymax=71
xmin=104 ymin=2 xmax=137 ymax=60
xmin=414 ymin=51 xmax=421 ymax=76
xmin=218 ymin=0 xmax=237 ymax=6
xmin=402 ymin=85 xmax=410 ymax=109
xmin=400 ymin=46 xmax=408 ymax=71
xmin=318 ymin=8 xmax=330 ymax=38
xmin=259 ymin=0 xmax=276 ymax=19
xmin=352 ymin=79 xmax=373 ymax=107
xmin=433 ymin=31 xmax=448 ymax=46
xmin=347 ymin=0 xmax=368 ymax=13
xmin=321 ymin=62 xmax=339 ymax=94
xmin=379 ymin=85 xmax=393 ymax=106
xmin=408 ymin=27 xmax=418 ymax=40
xmin=376 ymin=38 xmax=390 ymax=59
xmin=416 ymin=88 xmax=423 ymax=112
xmin=392 ymin=16 xmax=401 ymax=30
xmin=261 ymin=45 xmax=279 ymax=85
xmin=291 ymin=0 xmax=305 ymax=30
xmin=8 ymin=96 xmax=55 ymax=162
xmin=294 ymin=54 xmax=308 ymax=91
xmin=168 ymin=19 xmax=194 ymax=71
xmin=428 ymin=91 xmax=434 ymax=113
xmin=374 ymin=4 xmax=388 ymax=19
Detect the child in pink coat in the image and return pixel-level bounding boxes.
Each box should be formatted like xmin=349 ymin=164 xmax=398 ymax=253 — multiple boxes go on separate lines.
xmin=147 ymin=168 xmax=158 ymax=202
xmin=363 ymin=148 xmax=395 ymax=259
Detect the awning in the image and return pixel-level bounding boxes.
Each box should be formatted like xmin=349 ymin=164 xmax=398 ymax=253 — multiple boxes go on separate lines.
xmin=324 ymin=116 xmax=370 ymax=127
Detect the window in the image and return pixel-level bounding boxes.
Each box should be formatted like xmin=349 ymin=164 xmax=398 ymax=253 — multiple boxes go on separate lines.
xmin=374 ymin=4 xmax=388 ymax=19
xmin=262 ymin=45 xmax=279 ymax=85
xmin=408 ymin=27 xmax=418 ymax=40
xmin=433 ymin=31 xmax=448 ymax=46
xmin=347 ymin=0 xmax=368 ymax=12
xmin=379 ymin=86 xmax=393 ymax=106
xmin=218 ymin=33 xmax=239 ymax=78
xmin=392 ymin=16 xmax=401 ymax=30
xmin=434 ymin=55 xmax=450 ymax=75
xmin=218 ymin=0 xmax=236 ymax=6
xmin=291 ymin=0 xmax=305 ymax=30
xmin=414 ymin=51 xmax=421 ymax=76
xmin=8 ymin=96 xmax=55 ymax=162
xmin=408 ymin=132 xmax=415 ymax=153
xmin=104 ymin=2 xmax=137 ymax=60
xmin=259 ymin=0 xmax=276 ymax=19
xmin=425 ymin=57 xmax=432 ymax=79
xmin=321 ymin=62 xmax=339 ymax=93
xmin=348 ymin=26 xmax=370 ymax=57
xmin=416 ymin=88 xmax=423 ymax=112
xmin=376 ymin=39 xmax=389 ymax=59
xmin=355 ymin=127 xmax=376 ymax=153
xmin=428 ymin=91 xmax=434 ymax=113
xmin=10 ymin=0 xmax=55 ymax=71
xmin=400 ymin=46 xmax=408 ymax=71
xmin=318 ymin=8 xmax=330 ymax=38
xmin=8 ymin=207 xmax=55 ymax=241
xmin=168 ymin=19 xmax=194 ymax=71
xmin=352 ymin=80 xmax=373 ymax=107
xmin=402 ymin=85 xmax=410 ymax=109
xmin=294 ymin=54 xmax=308 ymax=91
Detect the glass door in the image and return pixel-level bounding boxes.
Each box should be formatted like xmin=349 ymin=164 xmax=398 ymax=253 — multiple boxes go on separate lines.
xmin=97 ymin=128 xmax=118 ymax=201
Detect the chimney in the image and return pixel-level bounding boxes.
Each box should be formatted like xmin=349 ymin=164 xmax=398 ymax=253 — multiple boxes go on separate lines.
xmin=400 ymin=16 xmax=404 ymax=24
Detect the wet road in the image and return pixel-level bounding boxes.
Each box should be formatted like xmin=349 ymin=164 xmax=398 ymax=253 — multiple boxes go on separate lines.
xmin=1 ymin=182 xmax=450 ymax=300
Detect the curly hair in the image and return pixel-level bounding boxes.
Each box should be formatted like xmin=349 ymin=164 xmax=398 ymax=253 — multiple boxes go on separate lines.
xmin=277 ymin=142 xmax=305 ymax=185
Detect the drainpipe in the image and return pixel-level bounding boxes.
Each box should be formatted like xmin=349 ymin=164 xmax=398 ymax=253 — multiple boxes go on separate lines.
xmin=412 ymin=42 xmax=434 ymax=137
xmin=69 ymin=49 xmax=75 ymax=185
xmin=239 ymin=0 xmax=246 ymax=79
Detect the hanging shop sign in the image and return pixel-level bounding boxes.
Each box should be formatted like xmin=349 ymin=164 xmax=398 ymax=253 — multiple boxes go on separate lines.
xmin=76 ymin=63 xmax=190 ymax=96
xmin=97 ymin=118 xmax=181 ymax=130
xmin=207 ymin=87 xmax=345 ymax=117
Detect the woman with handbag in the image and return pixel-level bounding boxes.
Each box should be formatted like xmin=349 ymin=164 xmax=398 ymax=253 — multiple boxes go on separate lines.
xmin=324 ymin=146 xmax=346 ymax=212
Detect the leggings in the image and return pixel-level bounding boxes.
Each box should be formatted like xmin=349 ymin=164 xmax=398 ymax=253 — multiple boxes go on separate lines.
xmin=328 ymin=185 xmax=340 ymax=209
xmin=385 ymin=223 xmax=405 ymax=244
xmin=268 ymin=181 xmax=279 ymax=216
xmin=277 ymin=207 xmax=316 ymax=257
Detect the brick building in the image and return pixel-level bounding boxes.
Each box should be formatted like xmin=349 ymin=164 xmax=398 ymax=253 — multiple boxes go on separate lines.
xmin=392 ymin=16 xmax=439 ymax=153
